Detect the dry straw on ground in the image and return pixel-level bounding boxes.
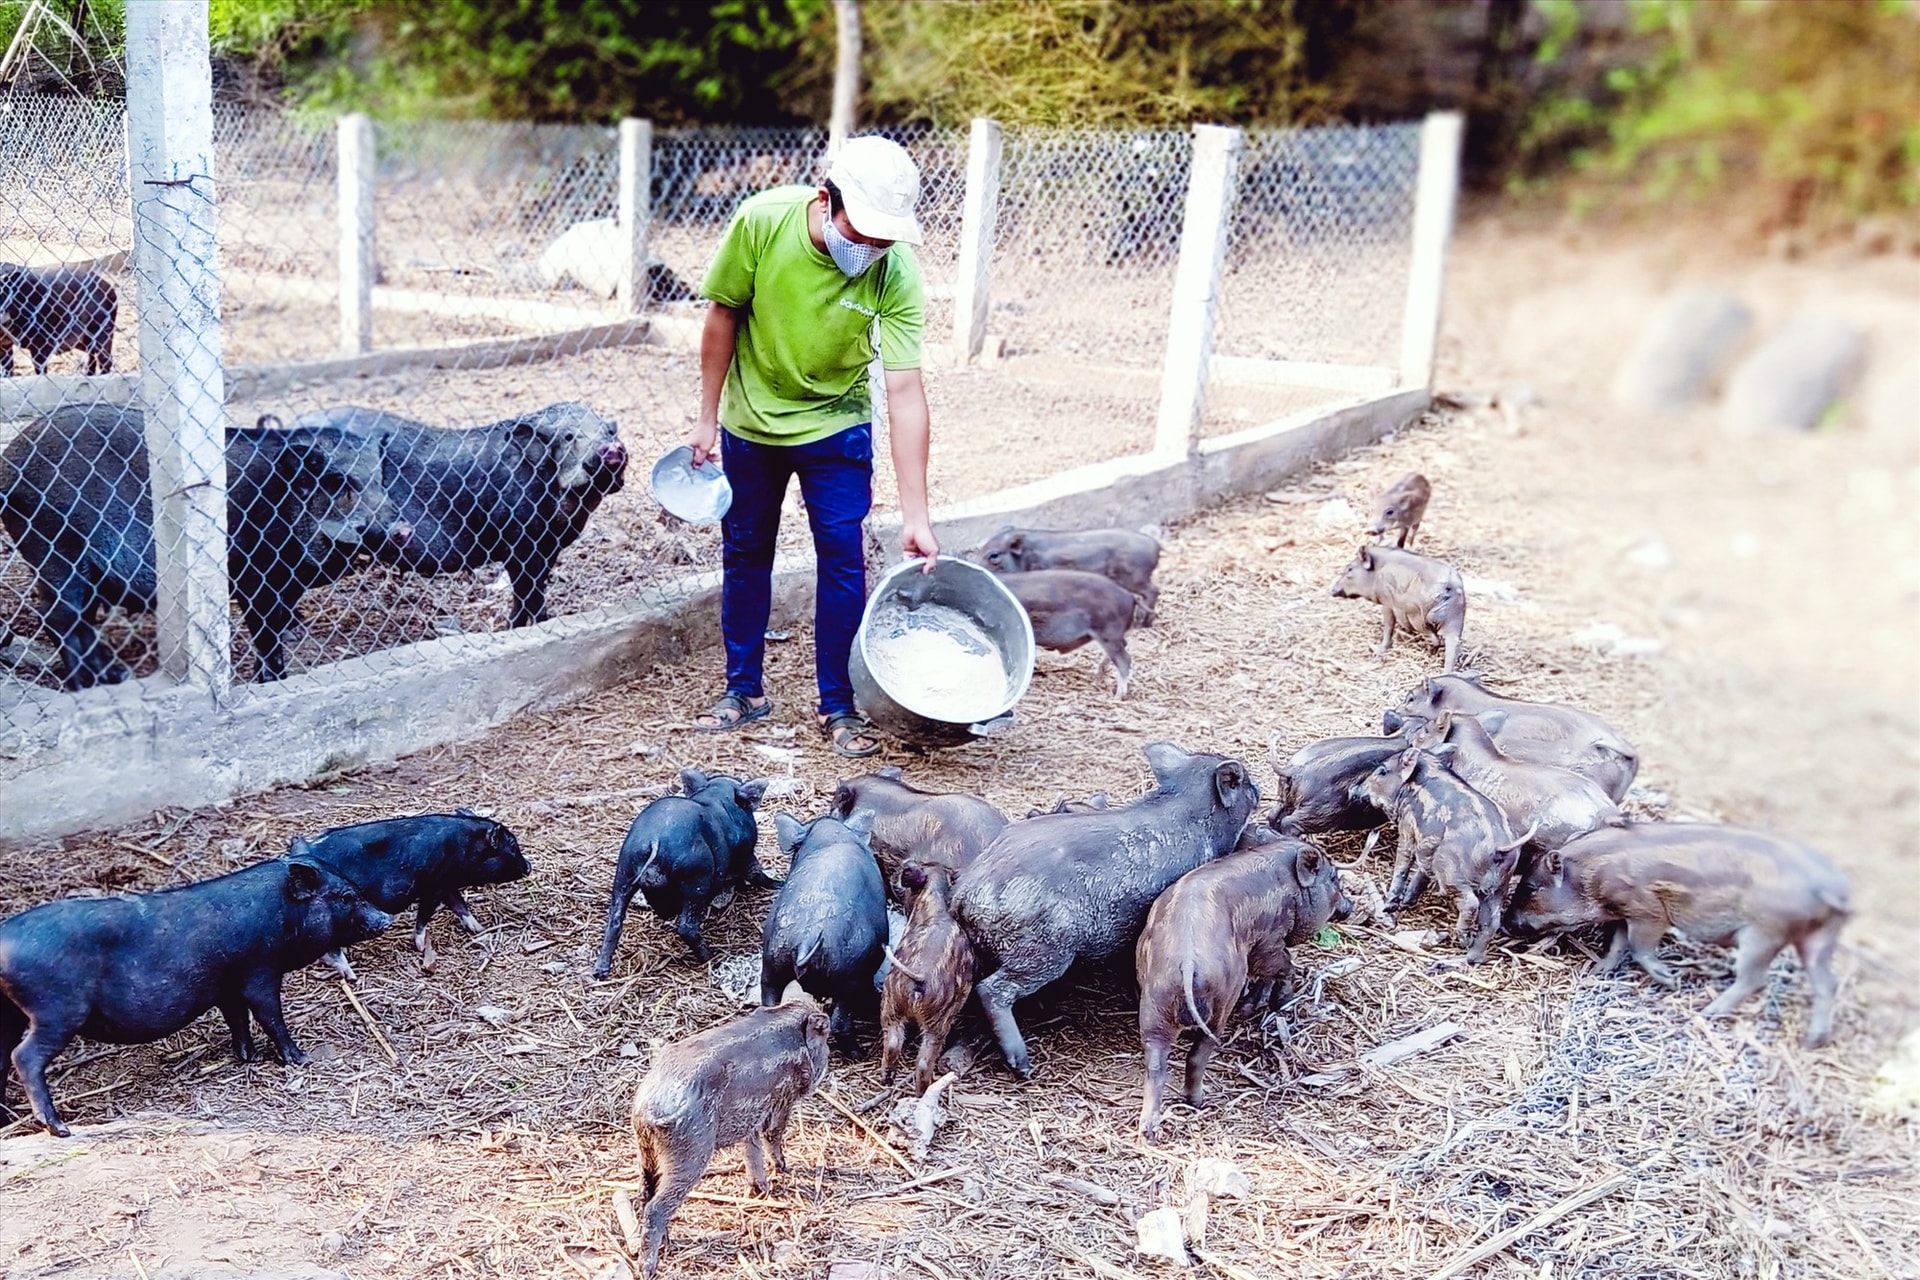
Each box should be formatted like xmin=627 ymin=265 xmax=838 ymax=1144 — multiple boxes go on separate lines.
xmin=2 ymin=394 xmax=1915 ymax=1279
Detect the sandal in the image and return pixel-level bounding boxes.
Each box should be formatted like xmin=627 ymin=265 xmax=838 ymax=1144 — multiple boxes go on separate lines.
xmin=820 ymin=712 xmax=882 ymax=759
xmin=694 ymin=692 xmax=772 ymax=733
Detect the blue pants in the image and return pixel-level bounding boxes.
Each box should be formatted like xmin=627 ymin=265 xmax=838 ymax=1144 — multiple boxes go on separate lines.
xmin=720 ymin=424 xmax=873 ymax=719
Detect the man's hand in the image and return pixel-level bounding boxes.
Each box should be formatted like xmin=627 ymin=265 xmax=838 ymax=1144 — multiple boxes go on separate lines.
xmin=685 ymin=419 xmax=719 ymax=469
xmin=901 ymin=516 xmax=940 ymax=569
xmin=692 ymin=303 xmax=739 ymax=468
xmin=885 ymin=366 xmax=937 ymax=571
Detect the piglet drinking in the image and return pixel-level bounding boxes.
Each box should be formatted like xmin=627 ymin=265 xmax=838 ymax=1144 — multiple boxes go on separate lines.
xmin=761 ymin=812 xmax=888 ymax=1042
xmin=952 ymin=741 xmax=1258 ymax=1077
xmin=830 ymin=767 xmax=1007 ymax=901
xmin=1134 ymin=835 xmax=1350 ymax=1138
xmin=1505 ymin=821 xmax=1850 ymax=1046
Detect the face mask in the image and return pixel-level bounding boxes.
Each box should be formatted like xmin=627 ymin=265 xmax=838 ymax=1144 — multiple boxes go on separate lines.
xmin=823 ymin=213 xmax=884 ymax=277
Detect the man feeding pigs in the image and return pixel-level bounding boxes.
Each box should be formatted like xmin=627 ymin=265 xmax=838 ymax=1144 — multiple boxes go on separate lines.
xmin=684 ymin=135 xmax=939 ymax=759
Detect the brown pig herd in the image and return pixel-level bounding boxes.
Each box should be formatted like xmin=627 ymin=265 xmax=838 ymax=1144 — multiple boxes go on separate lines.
xmin=614 ymin=473 xmax=1853 ymax=1274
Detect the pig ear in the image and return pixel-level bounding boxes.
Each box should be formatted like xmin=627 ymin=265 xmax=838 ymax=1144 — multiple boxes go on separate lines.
xmin=1433 ymin=709 xmax=1452 ymax=733
xmin=285 ymin=860 xmax=325 ymax=902
xmin=1431 ymin=742 xmax=1459 ymax=767
xmin=288 ymin=835 xmax=313 ymax=858
xmin=774 ymin=812 xmax=806 ymax=853
xmin=678 ymin=767 xmax=707 ymax=795
xmin=1294 ymin=842 xmax=1325 ymax=886
xmin=841 ymin=808 xmax=877 ymax=842
xmin=1357 ymin=546 xmax=1375 ymax=570
xmin=1005 ymin=532 xmax=1027 ymax=553
xmin=877 ymin=765 xmax=904 ymax=780
xmin=1212 ymin=760 xmax=1247 ymax=808
xmin=1088 ymin=792 xmax=1109 ymax=809
xmin=1142 ymin=741 xmax=1189 ymax=785
xmin=737 ymin=777 xmax=770 ymax=808
xmin=1540 ymin=850 xmax=1564 ymax=878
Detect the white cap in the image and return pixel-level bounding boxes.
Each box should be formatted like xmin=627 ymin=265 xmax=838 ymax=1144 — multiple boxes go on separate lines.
xmin=826 ymin=135 xmax=923 ymax=245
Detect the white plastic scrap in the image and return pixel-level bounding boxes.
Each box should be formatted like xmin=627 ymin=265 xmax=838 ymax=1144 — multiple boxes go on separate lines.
xmin=1134 ymin=1206 xmax=1191 ymax=1267
xmin=1187 ymin=1157 xmax=1252 ymax=1200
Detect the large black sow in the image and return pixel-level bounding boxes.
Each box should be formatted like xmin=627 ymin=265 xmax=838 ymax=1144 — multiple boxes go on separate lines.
xmin=0 ymin=405 xmax=403 ymax=687
xmin=296 ymin=402 xmax=628 ymax=628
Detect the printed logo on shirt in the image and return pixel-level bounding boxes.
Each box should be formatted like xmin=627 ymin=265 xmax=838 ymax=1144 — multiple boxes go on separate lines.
xmin=837 ymin=297 xmax=879 ymax=319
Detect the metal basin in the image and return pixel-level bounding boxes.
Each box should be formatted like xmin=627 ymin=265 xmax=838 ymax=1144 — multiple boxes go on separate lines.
xmin=650 ymin=444 xmax=733 ymax=523
xmin=850 ymin=557 xmax=1035 ymax=748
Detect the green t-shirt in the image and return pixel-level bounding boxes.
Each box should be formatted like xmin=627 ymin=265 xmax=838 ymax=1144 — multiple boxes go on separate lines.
xmin=700 ymin=185 xmax=924 ymax=446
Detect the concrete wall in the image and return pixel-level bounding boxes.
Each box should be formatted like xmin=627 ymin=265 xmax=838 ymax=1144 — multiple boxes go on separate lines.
xmin=0 ymin=387 xmax=1426 ymax=848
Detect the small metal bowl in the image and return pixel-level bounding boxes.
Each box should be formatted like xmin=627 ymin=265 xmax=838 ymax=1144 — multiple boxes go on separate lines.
xmin=850 ymin=557 xmax=1035 ymax=748
xmin=650 ymin=445 xmax=733 ymax=523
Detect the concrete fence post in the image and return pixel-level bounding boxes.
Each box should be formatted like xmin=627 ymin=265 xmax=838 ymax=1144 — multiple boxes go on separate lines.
xmin=1398 ymin=111 xmax=1464 ymax=392
xmin=337 ymin=112 xmax=375 ymax=355
xmin=616 ymin=118 xmax=654 ymax=315
xmin=828 ymin=0 xmax=860 ymax=155
xmin=1154 ymin=123 xmax=1244 ymax=457
xmin=125 ymin=0 xmax=231 ymax=698
xmin=951 ymin=116 xmax=1003 ymax=365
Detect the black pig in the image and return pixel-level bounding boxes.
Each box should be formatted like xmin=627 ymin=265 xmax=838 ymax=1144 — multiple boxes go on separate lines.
xmin=296 ymin=811 xmax=528 ymax=977
xmin=1268 ymin=732 xmax=1407 ymax=836
xmin=630 ymin=998 xmax=831 ymax=1277
xmin=595 ymin=770 xmax=776 ymax=975
xmin=1135 ymin=836 xmax=1350 ymax=1138
xmin=1506 ymin=822 xmax=1851 ymax=1047
xmin=0 ymin=857 xmax=392 ymax=1136
xmin=830 ymin=767 xmax=1007 ymax=901
xmin=0 ymin=406 xmax=402 ymax=687
xmin=952 ymin=742 xmax=1258 ymax=1077
xmin=0 ymin=265 xmax=116 ymax=375
xmin=761 ymin=812 xmax=888 ymax=1043
xmin=297 ymin=402 xmax=628 ymax=628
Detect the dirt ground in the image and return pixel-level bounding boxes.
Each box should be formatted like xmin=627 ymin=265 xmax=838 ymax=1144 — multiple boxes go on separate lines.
xmin=1 ymin=219 xmax=1916 ymax=1280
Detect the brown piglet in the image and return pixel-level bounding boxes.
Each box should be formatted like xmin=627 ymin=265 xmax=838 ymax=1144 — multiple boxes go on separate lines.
xmin=878 ymin=863 xmax=976 ymax=1095
xmin=1367 ymin=472 xmax=1431 ymax=547
xmin=1505 ymin=822 xmax=1851 ymax=1047
xmin=1134 ymin=836 xmax=1350 ymax=1139
xmin=1329 ymin=545 xmax=1466 ymax=674
xmin=630 ymin=999 xmax=831 ymax=1277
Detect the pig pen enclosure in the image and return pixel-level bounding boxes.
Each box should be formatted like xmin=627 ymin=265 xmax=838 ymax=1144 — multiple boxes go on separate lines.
xmin=4 ymin=50 xmax=1920 ymax=1280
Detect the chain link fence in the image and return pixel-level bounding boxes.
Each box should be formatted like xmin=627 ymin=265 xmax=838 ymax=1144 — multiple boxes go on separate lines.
xmin=1 ymin=91 xmax=1439 ymax=742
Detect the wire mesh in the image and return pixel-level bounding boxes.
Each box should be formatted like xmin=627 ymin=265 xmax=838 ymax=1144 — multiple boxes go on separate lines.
xmin=2 ymin=93 xmax=1430 ymax=743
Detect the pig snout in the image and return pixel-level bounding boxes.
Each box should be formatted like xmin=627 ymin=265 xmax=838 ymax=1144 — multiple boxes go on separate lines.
xmin=352 ymin=904 xmax=396 ymax=943
xmin=384 ymin=519 xmax=414 ymax=550
xmin=599 ymin=439 xmax=629 ymax=471
xmin=1381 ymin=709 xmax=1406 ymax=734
